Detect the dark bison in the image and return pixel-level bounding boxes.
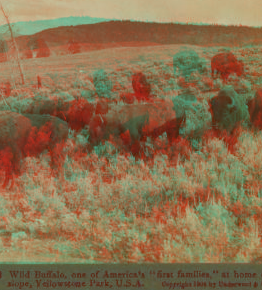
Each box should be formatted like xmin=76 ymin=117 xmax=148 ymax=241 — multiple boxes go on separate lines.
xmin=25 ymin=98 xmax=61 ymax=115
xmin=247 ymin=89 xmax=262 ymax=129
xmin=211 ymin=52 xmax=244 ymax=81
xmin=209 ymin=91 xmax=237 ymax=131
xmin=22 ymin=113 xmax=68 ymax=141
xmin=0 ymin=111 xmax=32 ymax=188
xmin=132 ymin=72 xmax=151 ymax=101
xmin=22 ymin=114 xmax=69 ymax=167
xmin=208 ymin=86 xmax=248 ymax=132
xmin=0 ymin=112 xmax=69 ymax=189
xmin=208 ymin=86 xmax=249 ymax=152
xmin=88 ymin=107 xmax=149 ymax=147
xmin=88 ymin=99 xmax=185 ymax=158
xmin=25 ymin=98 xmax=96 ymax=132
xmin=89 ymin=111 xmax=150 ymax=158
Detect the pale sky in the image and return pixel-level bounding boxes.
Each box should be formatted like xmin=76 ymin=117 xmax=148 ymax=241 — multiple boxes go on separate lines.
xmin=1 ymin=0 xmax=261 ymax=27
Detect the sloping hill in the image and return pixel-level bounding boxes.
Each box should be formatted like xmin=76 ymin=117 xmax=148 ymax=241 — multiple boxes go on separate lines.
xmin=12 ymin=20 xmax=262 ymax=52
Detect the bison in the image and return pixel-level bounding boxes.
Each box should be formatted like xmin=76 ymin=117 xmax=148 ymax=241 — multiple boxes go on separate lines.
xmin=88 ymin=107 xmax=149 ymax=149
xmin=88 ymin=99 xmax=186 ymax=158
xmin=208 ymin=86 xmax=249 ymax=152
xmin=247 ymin=89 xmax=262 ymax=129
xmin=24 ymin=98 xmax=96 ymax=132
xmin=0 ymin=111 xmax=33 ymax=188
xmin=25 ymin=98 xmax=61 ymax=115
xmin=23 ymin=114 xmax=68 ymax=176
xmin=132 ymin=72 xmax=151 ymax=101
xmin=208 ymin=86 xmax=249 ymax=132
xmin=211 ymin=52 xmax=244 ymax=81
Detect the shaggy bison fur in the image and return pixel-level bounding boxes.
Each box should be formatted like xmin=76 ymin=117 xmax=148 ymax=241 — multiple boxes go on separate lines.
xmin=0 ymin=112 xmax=69 ymax=189
xmin=211 ymin=52 xmax=244 ymax=81
xmin=88 ymin=100 xmax=185 ymax=158
xmin=22 ymin=114 xmax=69 ymax=169
xmin=25 ymin=98 xmax=96 ymax=131
xmin=208 ymin=86 xmax=248 ymax=133
xmin=0 ymin=111 xmax=32 ymax=188
xmin=247 ymin=89 xmax=262 ymax=129
xmin=208 ymin=87 xmax=249 ymax=152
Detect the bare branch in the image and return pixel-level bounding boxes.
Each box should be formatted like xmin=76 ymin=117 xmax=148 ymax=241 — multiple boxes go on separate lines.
xmin=0 ymin=2 xmax=25 ymax=85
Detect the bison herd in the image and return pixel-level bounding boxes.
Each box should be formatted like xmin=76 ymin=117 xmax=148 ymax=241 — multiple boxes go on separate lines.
xmin=0 ymin=49 xmax=260 ymax=189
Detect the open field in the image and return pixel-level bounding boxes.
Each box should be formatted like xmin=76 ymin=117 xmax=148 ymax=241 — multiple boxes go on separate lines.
xmin=0 ymin=43 xmax=261 ymax=263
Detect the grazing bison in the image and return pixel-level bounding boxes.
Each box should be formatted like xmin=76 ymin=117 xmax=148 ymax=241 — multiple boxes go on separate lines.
xmin=0 ymin=111 xmax=32 ymax=188
xmin=25 ymin=98 xmax=60 ymax=115
xmin=132 ymin=72 xmax=151 ymax=101
xmin=89 ymin=111 xmax=150 ymax=158
xmin=22 ymin=114 xmax=69 ymax=171
xmin=88 ymin=99 xmax=186 ymax=158
xmin=89 ymin=107 xmax=149 ymax=147
xmin=25 ymin=98 xmax=95 ymax=132
xmin=173 ymin=49 xmax=207 ymax=81
xmin=211 ymin=52 xmax=244 ymax=81
xmin=247 ymin=89 xmax=262 ymax=129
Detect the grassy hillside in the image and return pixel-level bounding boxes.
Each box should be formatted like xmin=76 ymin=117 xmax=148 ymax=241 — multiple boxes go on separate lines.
xmin=0 ymin=43 xmax=260 ymax=262
xmin=11 ymin=20 xmax=262 ymax=53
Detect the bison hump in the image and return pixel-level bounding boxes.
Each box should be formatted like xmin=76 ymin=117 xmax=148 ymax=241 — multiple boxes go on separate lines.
xmin=0 ymin=111 xmax=32 ymax=142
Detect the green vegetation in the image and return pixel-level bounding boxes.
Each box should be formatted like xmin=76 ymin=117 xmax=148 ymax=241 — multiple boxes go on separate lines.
xmin=0 ymin=44 xmax=261 ymax=263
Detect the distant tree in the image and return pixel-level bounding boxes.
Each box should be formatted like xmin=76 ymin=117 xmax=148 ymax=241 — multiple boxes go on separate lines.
xmin=68 ymin=39 xmax=81 ymax=54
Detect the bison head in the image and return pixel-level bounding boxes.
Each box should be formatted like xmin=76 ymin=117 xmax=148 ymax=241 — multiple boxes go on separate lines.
xmin=209 ymin=92 xmax=237 ymax=131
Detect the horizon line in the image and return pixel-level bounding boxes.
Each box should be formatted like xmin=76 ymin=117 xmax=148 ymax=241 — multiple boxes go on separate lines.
xmin=2 ymin=15 xmax=262 ymax=30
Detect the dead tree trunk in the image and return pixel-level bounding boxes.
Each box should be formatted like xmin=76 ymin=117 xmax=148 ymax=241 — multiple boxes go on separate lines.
xmin=0 ymin=3 xmax=25 ymax=85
